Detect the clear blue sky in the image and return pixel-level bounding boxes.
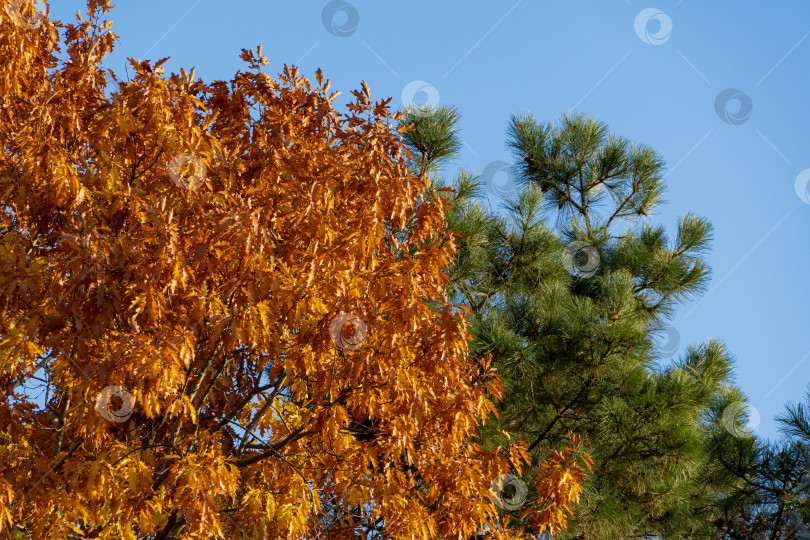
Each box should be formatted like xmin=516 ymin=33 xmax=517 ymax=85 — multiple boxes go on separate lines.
xmin=44 ymin=0 xmax=810 ymax=442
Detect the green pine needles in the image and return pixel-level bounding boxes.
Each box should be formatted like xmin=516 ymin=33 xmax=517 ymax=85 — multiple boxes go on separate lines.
xmin=400 ymin=105 xmax=772 ymax=539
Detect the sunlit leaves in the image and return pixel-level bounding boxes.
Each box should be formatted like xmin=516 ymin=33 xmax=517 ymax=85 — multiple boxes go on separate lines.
xmin=0 ymin=1 xmax=590 ymax=538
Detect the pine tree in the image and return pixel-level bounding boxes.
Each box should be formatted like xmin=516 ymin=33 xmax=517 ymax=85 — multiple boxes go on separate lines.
xmin=699 ymin=387 xmax=810 ymax=539
xmin=400 ymin=105 xmax=753 ymax=538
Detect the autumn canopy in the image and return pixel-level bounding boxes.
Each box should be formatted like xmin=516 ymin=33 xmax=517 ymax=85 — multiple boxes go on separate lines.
xmin=0 ymin=1 xmax=589 ymax=538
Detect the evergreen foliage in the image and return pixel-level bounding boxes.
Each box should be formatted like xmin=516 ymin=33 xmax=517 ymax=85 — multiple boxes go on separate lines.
xmin=401 ymin=105 xmax=761 ymax=538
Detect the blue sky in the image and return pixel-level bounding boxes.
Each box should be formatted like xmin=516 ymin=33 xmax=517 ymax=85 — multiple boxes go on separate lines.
xmin=43 ymin=0 xmax=810 ymax=442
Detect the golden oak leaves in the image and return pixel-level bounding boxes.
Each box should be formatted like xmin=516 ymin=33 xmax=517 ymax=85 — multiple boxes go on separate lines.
xmin=522 ymin=433 xmax=594 ymax=536
xmin=0 ymin=2 xmax=590 ymax=539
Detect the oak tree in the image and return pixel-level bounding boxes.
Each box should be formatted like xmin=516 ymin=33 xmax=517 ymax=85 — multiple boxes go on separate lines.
xmin=0 ymin=1 xmax=590 ymax=538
